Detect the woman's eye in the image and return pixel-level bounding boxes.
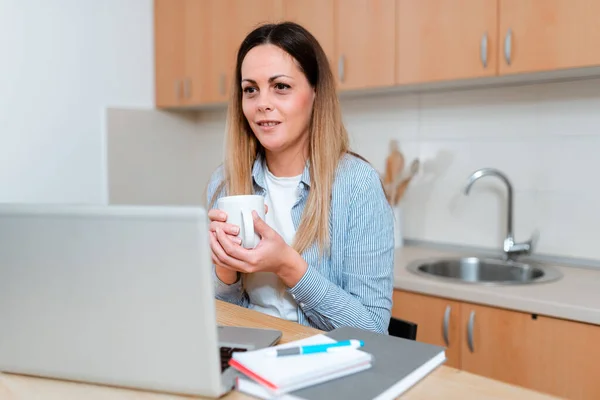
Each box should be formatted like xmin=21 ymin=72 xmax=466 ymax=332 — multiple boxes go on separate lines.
xmin=243 ymin=87 xmax=257 ymax=94
xmin=274 ymin=83 xmax=290 ymax=90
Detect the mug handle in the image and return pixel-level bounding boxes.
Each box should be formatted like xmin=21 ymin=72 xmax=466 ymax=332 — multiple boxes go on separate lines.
xmin=240 ymin=209 xmax=255 ymax=248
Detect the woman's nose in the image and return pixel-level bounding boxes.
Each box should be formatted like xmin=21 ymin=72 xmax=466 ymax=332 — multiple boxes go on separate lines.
xmin=257 ymin=92 xmax=273 ymax=112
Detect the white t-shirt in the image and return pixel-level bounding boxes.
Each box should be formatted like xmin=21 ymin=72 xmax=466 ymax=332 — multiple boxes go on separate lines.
xmin=245 ymin=168 xmax=301 ymax=321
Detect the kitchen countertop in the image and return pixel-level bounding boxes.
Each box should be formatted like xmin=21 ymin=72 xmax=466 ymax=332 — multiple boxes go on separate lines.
xmin=393 ymin=245 xmax=600 ymax=325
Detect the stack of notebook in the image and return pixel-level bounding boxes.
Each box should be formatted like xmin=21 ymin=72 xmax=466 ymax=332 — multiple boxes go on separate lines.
xmin=229 ymin=333 xmax=372 ymax=397
xmin=229 ymin=326 xmax=446 ymax=400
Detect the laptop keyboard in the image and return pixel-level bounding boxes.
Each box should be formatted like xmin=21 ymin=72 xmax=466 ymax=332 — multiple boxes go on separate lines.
xmin=219 ymin=346 xmax=248 ymax=372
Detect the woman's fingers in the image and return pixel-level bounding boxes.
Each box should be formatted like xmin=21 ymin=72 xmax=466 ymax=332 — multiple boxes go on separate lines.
xmin=229 ymin=235 xmax=242 ymax=245
xmin=210 ymin=230 xmax=249 ymax=272
xmin=209 ymin=220 xmax=240 ymax=236
xmin=208 ymin=208 xmax=227 ymax=222
xmin=217 ymin=227 xmax=254 ymax=264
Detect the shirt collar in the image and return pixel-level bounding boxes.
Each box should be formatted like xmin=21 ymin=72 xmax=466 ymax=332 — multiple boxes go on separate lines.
xmin=252 ymin=153 xmax=311 ymax=190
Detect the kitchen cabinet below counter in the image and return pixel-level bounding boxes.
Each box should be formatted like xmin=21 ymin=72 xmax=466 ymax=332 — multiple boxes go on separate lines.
xmin=393 ymin=289 xmax=599 ymax=400
xmin=391 ymin=245 xmax=600 ymax=400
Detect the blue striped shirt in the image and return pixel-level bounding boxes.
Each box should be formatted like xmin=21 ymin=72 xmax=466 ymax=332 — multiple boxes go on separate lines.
xmin=207 ymin=153 xmax=395 ymax=333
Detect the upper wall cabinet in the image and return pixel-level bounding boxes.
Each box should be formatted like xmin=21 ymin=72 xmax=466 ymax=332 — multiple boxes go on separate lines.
xmin=154 ymin=0 xmax=600 ymax=109
xmin=154 ymin=0 xmax=185 ymax=108
xmin=154 ymin=0 xmax=211 ymax=107
xmin=282 ymin=0 xmax=335 ymax=67
xmin=396 ymin=0 xmax=498 ymax=85
xmin=499 ymin=0 xmax=600 ymax=75
xmin=335 ymin=0 xmax=396 ymax=91
xmin=202 ymin=0 xmax=283 ymax=104
xmin=155 ymin=0 xmax=283 ymax=107
xmin=184 ymin=0 xmax=209 ymax=105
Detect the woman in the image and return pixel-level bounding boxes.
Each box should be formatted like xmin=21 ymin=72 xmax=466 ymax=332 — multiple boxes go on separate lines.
xmin=206 ymin=22 xmax=394 ymax=333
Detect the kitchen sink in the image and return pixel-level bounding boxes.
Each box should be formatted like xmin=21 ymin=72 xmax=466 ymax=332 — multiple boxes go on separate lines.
xmin=406 ymin=257 xmax=562 ymax=285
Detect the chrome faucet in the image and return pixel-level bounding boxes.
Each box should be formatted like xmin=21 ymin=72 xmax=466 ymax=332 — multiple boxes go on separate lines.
xmin=464 ymin=168 xmax=537 ymax=260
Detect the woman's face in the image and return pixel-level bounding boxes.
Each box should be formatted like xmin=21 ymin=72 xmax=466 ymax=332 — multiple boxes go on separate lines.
xmin=240 ymin=44 xmax=315 ymax=159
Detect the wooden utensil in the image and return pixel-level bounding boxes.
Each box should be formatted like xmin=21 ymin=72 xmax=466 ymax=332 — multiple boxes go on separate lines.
xmin=393 ymin=158 xmax=419 ymax=205
xmin=384 ymin=140 xmax=404 ymax=203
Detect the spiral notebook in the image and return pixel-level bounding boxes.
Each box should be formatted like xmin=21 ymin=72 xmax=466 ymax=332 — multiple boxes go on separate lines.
xmin=230 ymin=334 xmax=373 ymax=396
xmin=235 ymin=326 xmax=446 ymax=400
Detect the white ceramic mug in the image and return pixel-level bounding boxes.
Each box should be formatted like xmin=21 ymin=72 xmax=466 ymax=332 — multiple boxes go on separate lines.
xmin=216 ymin=195 xmax=265 ymax=249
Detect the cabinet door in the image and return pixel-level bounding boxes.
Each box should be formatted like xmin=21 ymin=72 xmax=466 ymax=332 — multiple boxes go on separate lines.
xmin=499 ymin=0 xmax=600 ymax=75
xmin=335 ymin=0 xmax=396 ymax=90
xmin=392 ymin=290 xmax=461 ymax=368
xmin=396 ymin=0 xmax=498 ymax=85
xmin=283 ymin=0 xmax=335 ymax=67
xmin=461 ymin=302 xmax=600 ymax=399
xmin=154 ymin=0 xmax=185 ymax=108
xmin=202 ymin=0 xmax=283 ymax=104
xmin=183 ymin=0 xmax=209 ymax=105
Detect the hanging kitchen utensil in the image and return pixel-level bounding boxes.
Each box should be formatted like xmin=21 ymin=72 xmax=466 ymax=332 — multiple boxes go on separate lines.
xmin=384 ymin=140 xmax=405 ymax=204
xmin=393 ymin=158 xmax=419 ymax=205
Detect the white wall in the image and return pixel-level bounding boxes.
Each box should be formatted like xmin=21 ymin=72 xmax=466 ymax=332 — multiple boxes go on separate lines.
xmin=344 ymin=78 xmax=600 ymax=261
xmin=0 ymin=0 xmax=153 ymax=204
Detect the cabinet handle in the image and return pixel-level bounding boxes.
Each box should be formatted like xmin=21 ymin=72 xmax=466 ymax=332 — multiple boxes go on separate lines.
xmin=480 ymin=32 xmax=488 ymax=68
xmin=504 ymin=28 xmax=513 ymax=65
xmin=174 ymin=80 xmax=181 ymax=99
xmin=183 ymin=78 xmax=191 ymax=99
xmin=467 ymin=310 xmax=476 ymax=353
xmin=338 ymin=55 xmax=345 ymax=83
xmin=219 ymin=74 xmax=226 ymax=96
xmin=443 ymin=305 xmax=451 ymax=346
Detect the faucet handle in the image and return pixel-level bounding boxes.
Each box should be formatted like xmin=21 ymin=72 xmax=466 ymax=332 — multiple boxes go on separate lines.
xmin=528 ymin=229 xmax=540 ymax=252
xmin=504 ymin=229 xmax=539 ymax=258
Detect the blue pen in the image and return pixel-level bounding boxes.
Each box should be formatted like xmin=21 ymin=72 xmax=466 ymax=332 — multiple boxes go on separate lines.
xmin=267 ymin=340 xmax=364 ymax=357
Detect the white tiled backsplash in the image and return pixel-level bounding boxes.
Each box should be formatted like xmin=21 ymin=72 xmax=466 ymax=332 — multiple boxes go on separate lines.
xmin=343 ymin=78 xmax=600 ymax=261
xmin=107 ymin=77 xmax=600 ymax=262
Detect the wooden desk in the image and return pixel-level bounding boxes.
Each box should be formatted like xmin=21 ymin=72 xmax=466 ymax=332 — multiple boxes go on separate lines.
xmin=0 ymin=300 xmax=558 ymax=400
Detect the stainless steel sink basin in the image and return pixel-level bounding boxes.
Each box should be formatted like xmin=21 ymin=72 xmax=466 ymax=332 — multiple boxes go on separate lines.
xmin=406 ymin=257 xmax=562 ymax=285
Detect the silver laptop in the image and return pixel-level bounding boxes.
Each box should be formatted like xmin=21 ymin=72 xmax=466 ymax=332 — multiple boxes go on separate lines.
xmin=0 ymin=204 xmax=281 ymax=397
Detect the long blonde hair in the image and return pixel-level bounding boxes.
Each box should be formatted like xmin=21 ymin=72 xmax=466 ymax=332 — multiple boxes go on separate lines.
xmin=210 ymin=22 xmax=349 ymax=256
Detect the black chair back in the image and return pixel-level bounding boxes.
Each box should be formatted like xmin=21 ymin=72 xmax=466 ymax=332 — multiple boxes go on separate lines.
xmin=388 ymin=317 xmax=417 ymax=340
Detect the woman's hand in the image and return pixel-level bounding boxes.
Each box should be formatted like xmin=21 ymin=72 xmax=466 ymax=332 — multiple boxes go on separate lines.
xmin=208 ymin=208 xmax=242 ymax=284
xmin=208 ymin=208 xmax=243 ymax=245
xmin=208 ymin=204 xmax=268 ymax=242
xmin=212 ymin=210 xmax=308 ymax=288
xmin=208 ymin=205 xmax=271 ymax=285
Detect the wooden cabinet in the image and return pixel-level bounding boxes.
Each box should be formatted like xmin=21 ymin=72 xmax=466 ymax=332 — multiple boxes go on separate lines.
xmin=155 ymin=0 xmax=283 ymax=107
xmin=154 ymin=0 xmax=210 ymax=107
xmin=282 ymin=0 xmax=335 ymax=67
xmin=335 ymin=0 xmax=396 ymax=90
xmin=183 ymin=0 xmax=209 ymax=105
xmin=155 ymin=0 xmax=600 ymax=107
xmin=203 ymin=0 xmax=283 ymax=104
xmin=461 ymin=302 xmax=600 ymax=400
xmin=392 ymin=290 xmax=462 ymax=368
xmin=395 ymin=0 xmax=600 ymax=83
xmin=393 ymin=289 xmax=600 ymax=400
xmin=395 ymin=0 xmax=498 ymax=85
xmin=499 ymin=0 xmax=600 ymax=75
xmin=154 ymin=0 xmax=185 ymax=108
